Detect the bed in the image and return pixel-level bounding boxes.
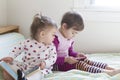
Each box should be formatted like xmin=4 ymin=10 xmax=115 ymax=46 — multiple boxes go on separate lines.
xmin=0 ymin=25 xmax=25 ymax=79
xmin=0 ymin=26 xmax=120 ymax=80
xmin=0 ymin=26 xmax=25 ymax=59
xmin=43 ymin=53 xmax=120 ymax=80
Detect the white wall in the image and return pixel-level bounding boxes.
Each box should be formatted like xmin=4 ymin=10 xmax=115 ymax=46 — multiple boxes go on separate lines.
xmin=7 ymin=0 xmax=73 ymax=37
xmin=73 ymin=10 xmax=120 ymax=53
xmin=7 ymin=0 xmax=120 ymax=53
xmin=0 ymin=0 xmax=7 ymax=26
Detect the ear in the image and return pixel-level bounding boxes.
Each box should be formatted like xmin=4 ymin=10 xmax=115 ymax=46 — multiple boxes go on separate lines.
xmin=62 ymin=23 xmax=67 ymax=30
xmin=39 ymin=31 xmax=45 ymax=37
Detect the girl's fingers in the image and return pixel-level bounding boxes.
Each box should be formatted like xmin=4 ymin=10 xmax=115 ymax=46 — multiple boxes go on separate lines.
xmin=1 ymin=59 xmax=10 ymax=63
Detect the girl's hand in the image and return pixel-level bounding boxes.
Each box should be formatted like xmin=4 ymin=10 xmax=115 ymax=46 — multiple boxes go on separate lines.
xmin=1 ymin=57 xmax=13 ymax=63
xmin=76 ymin=53 xmax=87 ymax=59
xmin=39 ymin=61 xmax=46 ymax=70
xmin=65 ymin=56 xmax=78 ymax=64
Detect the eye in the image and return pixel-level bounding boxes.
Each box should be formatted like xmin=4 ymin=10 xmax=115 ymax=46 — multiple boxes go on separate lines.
xmin=75 ymin=32 xmax=78 ymax=34
xmin=73 ymin=31 xmax=78 ymax=34
xmin=72 ymin=32 xmax=74 ymax=34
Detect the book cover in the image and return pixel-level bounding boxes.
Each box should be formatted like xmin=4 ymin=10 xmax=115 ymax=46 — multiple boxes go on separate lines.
xmin=0 ymin=61 xmax=41 ymax=79
xmin=0 ymin=61 xmax=18 ymax=80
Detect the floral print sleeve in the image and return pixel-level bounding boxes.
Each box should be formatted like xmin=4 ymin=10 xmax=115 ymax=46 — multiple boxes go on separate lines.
xmin=44 ymin=45 xmax=57 ymax=69
xmin=9 ymin=40 xmax=26 ymax=58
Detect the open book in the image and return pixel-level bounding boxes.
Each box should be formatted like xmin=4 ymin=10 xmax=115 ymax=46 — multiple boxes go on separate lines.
xmin=25 ymin=66 xmax=40 ymax=77
xmin=0 ymin=61 xmax=40 ymax=80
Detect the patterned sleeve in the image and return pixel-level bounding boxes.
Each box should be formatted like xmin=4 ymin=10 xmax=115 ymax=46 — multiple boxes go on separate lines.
xmin=44 ymin=45 xmax=57 ymax=69
xmin=9 ymin=40 xmax=26 ymax=58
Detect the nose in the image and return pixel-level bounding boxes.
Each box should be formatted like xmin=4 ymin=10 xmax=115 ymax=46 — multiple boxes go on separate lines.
xmin=73 ymin=34 xmax=75 ymax=37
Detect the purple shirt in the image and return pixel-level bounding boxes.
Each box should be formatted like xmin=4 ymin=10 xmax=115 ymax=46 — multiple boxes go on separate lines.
xmin=53 ymin=31 xmax=78 ymax=65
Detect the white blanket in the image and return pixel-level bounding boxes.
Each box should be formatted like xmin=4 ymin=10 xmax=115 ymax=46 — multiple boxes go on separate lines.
xmin=42 ymin=53 xmax=120 ymax=80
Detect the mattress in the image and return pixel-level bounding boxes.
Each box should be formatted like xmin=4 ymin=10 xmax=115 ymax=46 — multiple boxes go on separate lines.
xmin=0 ymin=32 xmax=25 ymax=59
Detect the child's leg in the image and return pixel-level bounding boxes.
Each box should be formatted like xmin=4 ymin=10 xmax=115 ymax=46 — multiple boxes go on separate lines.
xmin=104 ymin=66 xmax=115 ymax=70
xmin=3 ymin=70 xmax=14 ymax=80
xmin=76 ymin=61 xmax=120 ymax=76
xmin=102 ymin=69 xmax=120 ymax=76
xmin=76 ymin=61 xmax=102 ymax=73
xmin=84 ymin=59 xmax=112 ymax=69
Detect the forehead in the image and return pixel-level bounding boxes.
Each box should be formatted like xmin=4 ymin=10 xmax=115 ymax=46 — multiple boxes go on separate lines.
xmin=68 ymin=28 xmax=78 ymax=32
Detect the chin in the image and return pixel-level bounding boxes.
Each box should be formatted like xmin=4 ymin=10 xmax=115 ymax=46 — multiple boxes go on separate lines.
xmin=67 ymin=38 xmax=72 ymax=40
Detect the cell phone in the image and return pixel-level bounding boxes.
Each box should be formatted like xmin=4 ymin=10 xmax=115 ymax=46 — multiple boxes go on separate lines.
xmin=75 ymin=57 xmax=86 ymax=60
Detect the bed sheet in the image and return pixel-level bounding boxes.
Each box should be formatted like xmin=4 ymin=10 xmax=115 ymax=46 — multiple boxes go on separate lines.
xmin=42 ymin=53 xmax=120 ymax=80
xmin=0 ymin=32 xmax=25 ymax=59
xmin=87 ymin=53 xmax=120 ymax=68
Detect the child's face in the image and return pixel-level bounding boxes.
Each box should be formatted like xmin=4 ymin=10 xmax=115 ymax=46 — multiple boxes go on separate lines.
xmin=39 ymin=27 xmax=57 ymax=45
xmin=63 ymin=28 xmax=78 ymax=39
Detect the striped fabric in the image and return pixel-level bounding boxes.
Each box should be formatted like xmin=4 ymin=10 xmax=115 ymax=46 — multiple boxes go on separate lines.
xmin=76 ymin=59 xmax=107 ymax=73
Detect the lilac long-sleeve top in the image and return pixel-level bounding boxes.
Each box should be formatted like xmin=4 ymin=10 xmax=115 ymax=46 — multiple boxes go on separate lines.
xmin=53 ymin=31 xmax=78 ymax=65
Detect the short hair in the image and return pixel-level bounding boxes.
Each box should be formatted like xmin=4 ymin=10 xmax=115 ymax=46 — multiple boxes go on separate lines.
xmin=61 ymin=11 xmax=84 ymax=31
xmin=30 ymin=14 xmax=57 ymax=40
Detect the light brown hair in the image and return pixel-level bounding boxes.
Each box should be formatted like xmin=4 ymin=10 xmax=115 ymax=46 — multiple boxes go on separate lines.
xmin=30 ymin=14 xmax=57 ymax=40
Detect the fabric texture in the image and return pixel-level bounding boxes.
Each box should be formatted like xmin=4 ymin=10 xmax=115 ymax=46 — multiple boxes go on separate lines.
xmin=43 ymin=53 xmax=120 ymax=80
xmin=9 ymin=39 xmax=57 ymax=76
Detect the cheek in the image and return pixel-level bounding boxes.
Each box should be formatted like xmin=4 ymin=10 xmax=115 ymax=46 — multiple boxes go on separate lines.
xmin=51 ymin=36 xmax=54 ymax=40
xmin=68 ymin=32 xmax=73 ymax=37
xmin=65 ymin=32 xmax=70 ymax=37
xmin=47 ymin=35 xmax=53 ymax=40
xmin=68 ymin=33 xmax=74 ymax=39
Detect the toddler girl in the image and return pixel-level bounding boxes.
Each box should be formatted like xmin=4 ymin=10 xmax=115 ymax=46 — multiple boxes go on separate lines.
xmin=1 ymin=14 xmax=57 ymax=80
xmin=53 ymin=11 xmax=120 ymax=76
